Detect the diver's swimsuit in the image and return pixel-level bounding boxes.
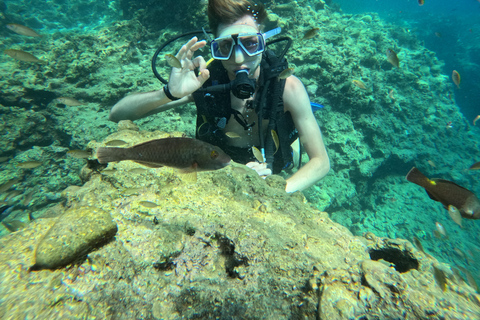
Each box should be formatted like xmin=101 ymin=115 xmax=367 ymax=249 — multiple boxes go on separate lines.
xmin=192 ymin=50 xmax=298 ymax=174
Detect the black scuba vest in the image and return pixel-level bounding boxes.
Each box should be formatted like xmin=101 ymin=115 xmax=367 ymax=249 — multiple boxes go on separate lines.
xmin=191 ymin=50 xmax=299 ymax=173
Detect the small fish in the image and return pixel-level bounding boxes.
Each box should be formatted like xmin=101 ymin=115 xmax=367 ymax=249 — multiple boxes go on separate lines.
xmin=473 ymin=115 xmax=480 ymax=126
xmin=303 ymin=28 xmax=319 ymax=40
xmin=412 ymin=236 xmax=425 ymax=253
xmin=22 ymin=190 xmax=34 ymax=207
xmin=452 ymin=70 xmax=461 ymax=88
xmin=386 ymin=48 xmax=400 ymax=68
xmin=433 ymin=265 xmax=447 ymax=292
xmin=251 ymin=146 xmax=264 ymax=163
xmin=447 ymin=205 xmax=463 ymax=228
xmin=446 ymin=121 xmax=453 ymax=129
xmin=4 ymin=49 xmax=42 ymax=63
xmin=271 ymin=130 xmax=279 ymax=154
xmin=406 ymin=167 xmax=480 ymax=219
xmin=105 ymin=140 xmax=128 ymax=147
xmin=17 ymin=161 xmax=42 ymax=169
xmin=128 ymin=168 xmax=148 ymax=174
xmin=5 ymin=190 xmax=22 ymax=201
xmin=427 ymin=160 xmax=436 ymax=168
xmin=1 ymin=220 xmax=27 ymax=232
xmin=458 ymin=266 xmax=479 ymax=292
xmin=139 ymin=201 xmax=159 ymax=208
xmin=278 ymin=67 xmax=294 ymax=80
xmin=434 ymin=32 xmax=442 ymax=38
xmin=452 ymin=267 xmax=465 ymax=284
xmin=468 ymin=161 xmax=480 ymax=170
xmin=0 ymin=179 xmax=20 ymax=193
xmin=453 ymin=247 xmax=465 ymax=258
xmin=418 ymin=0 xmax=425 ymax=6
xmin=225 ymin=132 xmax=241 ymax=139
xmin=352 ymin=79 xmax=367 ymax=90
xmin=96 ymin=137 xmax=231 ymax=174
xmin=54 ymin=97 xmax=83 ymax=106
xmin=165 ymin=54 xmax=182 ymax=68
xmin=388 ymin=89 xmax=395 ymax=100
xmin=435 ymin=222 xmax=447 ymax=237
xmin=67 ymin=150 xmax=92 ymax=159
xmin=101 ymin=169 xmax=116 ymax=176
xmin=6 ymin=24 xmax=41 ymax=37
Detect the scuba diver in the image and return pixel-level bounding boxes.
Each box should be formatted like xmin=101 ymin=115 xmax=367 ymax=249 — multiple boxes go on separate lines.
xmin=109 ymin=0 xmax=330 ymax=193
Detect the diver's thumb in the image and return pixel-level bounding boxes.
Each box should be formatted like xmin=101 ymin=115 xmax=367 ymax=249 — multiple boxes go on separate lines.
xmin=198 ymin=69 xmax=210 ymax=84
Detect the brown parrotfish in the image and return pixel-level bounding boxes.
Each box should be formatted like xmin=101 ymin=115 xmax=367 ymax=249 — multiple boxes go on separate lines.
xmin=96 ymin=137 xmax=231 ymax=173
xmin=406 ymin=167 xmax=480 ymax=219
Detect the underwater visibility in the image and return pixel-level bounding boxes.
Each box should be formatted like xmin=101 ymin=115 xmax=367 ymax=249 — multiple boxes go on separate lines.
xmin=1 ymin=0 xmax=480 ymax=318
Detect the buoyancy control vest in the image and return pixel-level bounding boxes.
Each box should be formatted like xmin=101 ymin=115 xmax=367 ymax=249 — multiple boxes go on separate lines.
xmin=192 ymin=50 xmax=299 ymax=174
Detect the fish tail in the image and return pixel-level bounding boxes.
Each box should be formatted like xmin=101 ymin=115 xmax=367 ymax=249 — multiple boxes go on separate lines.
xmin=96 ymin=147 xmax=130 ymax=164
xmin=406 ymin=167 xmax=432 ymax=188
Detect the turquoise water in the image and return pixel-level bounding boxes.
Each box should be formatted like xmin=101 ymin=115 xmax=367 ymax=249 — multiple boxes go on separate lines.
xmin=1 ymin=0 xmax=480 ymax=317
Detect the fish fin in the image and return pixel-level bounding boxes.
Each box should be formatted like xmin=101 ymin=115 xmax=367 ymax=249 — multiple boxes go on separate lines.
xmin=134 ymin=161 xmax=163 ymax=168
xmin=179 ymin=170 xmax=197 ymax=183
xmin=179 ymin=164 xmax=198 ymax=183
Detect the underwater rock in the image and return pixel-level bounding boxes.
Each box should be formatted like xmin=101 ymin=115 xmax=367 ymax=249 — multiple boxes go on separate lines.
xmin=31 ymin=206 xmax=117 ymax=270
xmin=265 ymin=174 xmax=287 ymax=190
xmin=117 ymin=120 xmax=139 ymax=132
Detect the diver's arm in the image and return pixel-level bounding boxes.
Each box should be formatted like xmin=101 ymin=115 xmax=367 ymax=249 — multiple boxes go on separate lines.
xmin=283 ymin=76 xmax=330 ymax=193
xmin=109 ymin=91 xmax=193 ymax=122
xmin=109 ymin=37 xmax=210 ymax=122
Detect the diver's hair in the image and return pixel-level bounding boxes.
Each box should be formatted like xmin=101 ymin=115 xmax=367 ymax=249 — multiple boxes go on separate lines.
xmin=208 ymin=0 xmax=267 ymax=36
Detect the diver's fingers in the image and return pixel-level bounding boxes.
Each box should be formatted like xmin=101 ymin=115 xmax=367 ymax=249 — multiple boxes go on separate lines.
xmin=190 ymin=40 xmax=207 ymax=52
xmin=192 ymin=56 xmax=206 ymax=70
xmin=192 ymin=56 xmax=210 ymax=81
xmin=186 ymin=40 xmax=206 ymax=60
xmin=177 ymin=37 xmax=199 ymax=60
xmin=198 ymin=68 xmax=210 ymax=82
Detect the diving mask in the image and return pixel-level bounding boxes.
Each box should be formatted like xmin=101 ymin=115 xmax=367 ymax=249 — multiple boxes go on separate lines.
xmin=210 ymin=27 xmax=281 ymax=60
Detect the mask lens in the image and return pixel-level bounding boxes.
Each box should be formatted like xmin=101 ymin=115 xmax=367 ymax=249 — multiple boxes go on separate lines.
xmin=238 ymin=34 xmax=264 ymax=55
xmin=211 ymin=37 xmax=234 ymax=60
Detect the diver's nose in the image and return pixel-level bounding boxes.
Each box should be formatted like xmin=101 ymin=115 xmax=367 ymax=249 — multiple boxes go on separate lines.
xmin=234 ymin=45 xmax=245 ymax=63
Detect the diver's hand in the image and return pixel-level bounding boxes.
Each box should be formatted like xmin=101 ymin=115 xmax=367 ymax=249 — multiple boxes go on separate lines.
xmin=246 ymin=162 xmax=272 ymax=179
xmin=167 ymin=37 xmax=210 ymax=98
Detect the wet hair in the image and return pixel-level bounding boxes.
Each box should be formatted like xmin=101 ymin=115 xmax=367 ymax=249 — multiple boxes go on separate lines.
xmin=208 ymin=0 xmax=267 ymax=36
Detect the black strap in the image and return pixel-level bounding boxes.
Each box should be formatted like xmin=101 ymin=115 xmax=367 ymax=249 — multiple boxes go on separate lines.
xmin=163 ymin=84 xmax=180 ymax=101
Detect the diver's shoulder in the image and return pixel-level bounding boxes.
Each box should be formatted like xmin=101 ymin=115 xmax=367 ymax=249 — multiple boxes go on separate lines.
xmin=284 ymin=75 xmax=306 ymax=92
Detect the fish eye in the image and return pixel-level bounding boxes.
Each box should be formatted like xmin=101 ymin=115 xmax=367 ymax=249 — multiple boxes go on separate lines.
xmin=211 ymin=150 xmax=219 ymax=159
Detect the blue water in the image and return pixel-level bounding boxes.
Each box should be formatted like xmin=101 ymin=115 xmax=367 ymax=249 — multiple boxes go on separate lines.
xmin=335 ymin=0 xmax=480 ymax=120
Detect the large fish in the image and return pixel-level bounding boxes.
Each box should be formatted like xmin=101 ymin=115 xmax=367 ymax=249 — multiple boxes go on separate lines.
xmin=96 ymin=137 xmax=231 ymax=172
xmin=406 ymin=167 xmax=480 ymax=219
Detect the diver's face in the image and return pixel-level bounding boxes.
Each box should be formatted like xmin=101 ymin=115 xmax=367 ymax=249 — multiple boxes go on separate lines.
xmin=216 ymin=15 xmax=263 ymax=80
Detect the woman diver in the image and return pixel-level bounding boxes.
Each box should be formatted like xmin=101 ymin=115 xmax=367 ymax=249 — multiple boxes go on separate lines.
xmin=109 ymin=0 xmax=330 ymax=193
